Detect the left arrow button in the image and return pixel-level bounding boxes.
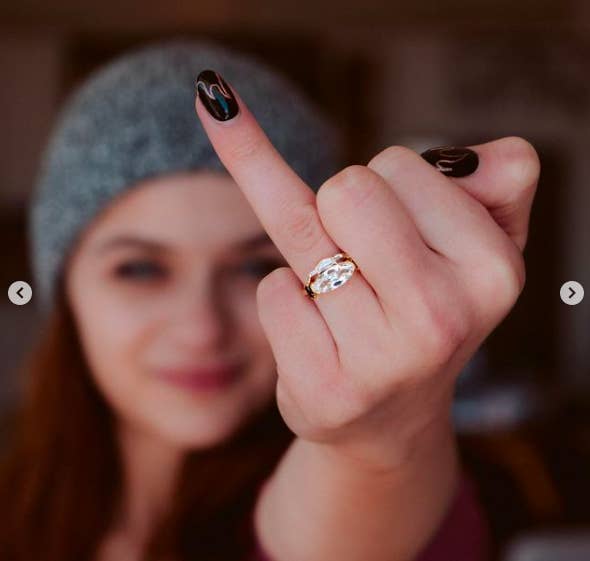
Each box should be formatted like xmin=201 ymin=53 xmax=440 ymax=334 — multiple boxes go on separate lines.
xmin=8 ymin=281 xmax=32 ymax=305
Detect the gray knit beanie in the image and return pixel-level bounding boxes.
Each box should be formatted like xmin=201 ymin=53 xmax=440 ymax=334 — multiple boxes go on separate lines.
xmin=29 ymin=37 xmax=342 ymax=317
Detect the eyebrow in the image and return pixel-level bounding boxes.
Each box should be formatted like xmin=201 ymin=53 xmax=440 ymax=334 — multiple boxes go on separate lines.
xmin=93 ymin=231 xmax=275 ymax=255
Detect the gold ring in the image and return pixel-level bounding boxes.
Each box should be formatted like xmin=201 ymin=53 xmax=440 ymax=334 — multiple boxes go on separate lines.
xmin=303 ymin=252 xmax=358 ymax=300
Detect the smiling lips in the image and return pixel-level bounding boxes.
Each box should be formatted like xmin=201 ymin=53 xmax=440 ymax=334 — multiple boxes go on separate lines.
xmin=156 ymin=363 xmax=243 ymax=392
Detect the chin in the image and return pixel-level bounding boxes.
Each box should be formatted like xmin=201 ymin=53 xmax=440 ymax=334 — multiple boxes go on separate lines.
xmin=149 ymin=406 xmax=250 ymax=451
xmin=121 ymin=377 xmax=275 ymax=451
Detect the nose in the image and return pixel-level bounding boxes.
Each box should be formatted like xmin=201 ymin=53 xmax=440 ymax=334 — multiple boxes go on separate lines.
xmin=165 ymin=274 xmax=232 ymax=351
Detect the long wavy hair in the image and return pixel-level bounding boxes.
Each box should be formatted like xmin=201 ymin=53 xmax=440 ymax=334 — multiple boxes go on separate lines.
xmin=0 ymin=278 xmax=293 ymax=561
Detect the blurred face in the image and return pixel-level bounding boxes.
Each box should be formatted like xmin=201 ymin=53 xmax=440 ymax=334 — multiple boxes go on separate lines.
xmin=65 ymin=171 xmax=285 ymax=450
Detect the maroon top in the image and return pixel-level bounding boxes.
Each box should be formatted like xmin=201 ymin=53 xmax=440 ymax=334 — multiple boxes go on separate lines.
xmin=248 ymin=474 xmax=490 ymax=561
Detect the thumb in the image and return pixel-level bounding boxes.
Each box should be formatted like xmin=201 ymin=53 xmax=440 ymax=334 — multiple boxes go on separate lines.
xmin=421 ymin=136 xmax=541 ymax=252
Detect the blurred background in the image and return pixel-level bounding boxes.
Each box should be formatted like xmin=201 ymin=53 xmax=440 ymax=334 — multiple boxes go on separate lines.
xmin=1 ymin=1 xmax=590 ymax=560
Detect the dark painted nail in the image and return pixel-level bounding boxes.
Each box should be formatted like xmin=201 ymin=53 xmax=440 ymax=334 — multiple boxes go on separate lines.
xmin=195 ymin=69 xmax=239 ymax=121
xmin=420 ymin=146 xmax=479 ymax=177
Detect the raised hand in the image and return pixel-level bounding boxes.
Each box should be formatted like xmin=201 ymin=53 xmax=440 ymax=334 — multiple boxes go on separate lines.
xmin=194 ymin=69 xmax=539 ymax=472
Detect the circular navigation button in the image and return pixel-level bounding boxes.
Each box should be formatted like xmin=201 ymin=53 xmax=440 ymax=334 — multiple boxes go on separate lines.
xmin=8 ymin=281 xmax=32 ymax=305
xmin=560 ymin=281 xmax=584 ymax=306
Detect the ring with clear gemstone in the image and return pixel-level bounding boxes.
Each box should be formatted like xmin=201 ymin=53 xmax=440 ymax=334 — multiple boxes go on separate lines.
xmin=303 ymin=252 xmax=358 ymax=299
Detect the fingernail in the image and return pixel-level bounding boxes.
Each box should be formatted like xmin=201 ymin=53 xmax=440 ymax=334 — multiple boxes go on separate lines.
xmin=195 ymin=69 xmax=239 ymax=121
xmin=420 ymin=146 xmax=479 ymax=177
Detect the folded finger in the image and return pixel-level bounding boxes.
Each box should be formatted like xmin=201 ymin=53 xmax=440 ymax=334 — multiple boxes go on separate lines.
xmin=421 ymin=137 xmax=540 ymax=251
xmin=368 ymin=146 xmax=517 ymax=272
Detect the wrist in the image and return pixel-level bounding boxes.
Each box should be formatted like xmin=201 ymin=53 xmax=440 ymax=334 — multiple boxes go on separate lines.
xmin=313 ymin=406 xmax=458 ymax=476
xmin=301 ymin=410 xmax=459 ymax=484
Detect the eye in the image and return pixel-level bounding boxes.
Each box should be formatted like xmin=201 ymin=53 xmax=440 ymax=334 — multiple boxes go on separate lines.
xmin=113 ymin=259 xmax=167 ymax=282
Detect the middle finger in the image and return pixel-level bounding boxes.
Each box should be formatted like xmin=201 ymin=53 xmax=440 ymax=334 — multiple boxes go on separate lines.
xmin=194 ymin=69 xmax=391 ymax=354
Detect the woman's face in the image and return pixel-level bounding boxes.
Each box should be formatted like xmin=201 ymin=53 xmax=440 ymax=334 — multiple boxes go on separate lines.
xmin=66 ymin=171 xmax=285 ymax=449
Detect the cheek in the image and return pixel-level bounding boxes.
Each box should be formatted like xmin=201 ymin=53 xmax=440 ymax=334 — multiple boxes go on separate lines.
xmin=70 ymin=284 xmax=156 ymax=412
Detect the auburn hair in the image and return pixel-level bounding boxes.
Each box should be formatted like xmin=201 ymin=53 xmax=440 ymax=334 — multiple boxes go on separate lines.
xmin=0 ymin=280 xmax=293 ymax=561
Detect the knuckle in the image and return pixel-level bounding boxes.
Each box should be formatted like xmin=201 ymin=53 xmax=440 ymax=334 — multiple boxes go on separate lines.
xmin=427 ymin=322 xmax=468 ymax=369
xmin=311 ymin=403 xmax=357 ymax=433
xmin=338 ymin=164 xmax=372 ymax=185
xmin=281 ymin=202 xmax=325 ymax=253
xmin=228 ymin=131 xmax=263 ymax=161
xmin=318 ymin=165 xmax=384 ymax=213
xmin=482 ymin=248 xmax=526 ymax=307
xmin=368 ymin=145 xmax=418 ymax=175
xmin=320 ymin=165 xmax=368 ymax=193
xmin=418 ymin=295 xmax=470 ymax=368
xmin=341 ymin=379 xmax=375 ymax=419
xmin=256 ymin=266 xmax=292 ymax=298
xmin=501 ymin=136 xmax=541 ymax=190
xmin=309 ymin=405 xmax=348 ymax=433
xmin=275 ymin=380 xmax=291 ymax=414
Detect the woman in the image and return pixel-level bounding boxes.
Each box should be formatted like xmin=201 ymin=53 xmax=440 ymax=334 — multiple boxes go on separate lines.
xmin=0 ymin=38 xmax=539 ymax=561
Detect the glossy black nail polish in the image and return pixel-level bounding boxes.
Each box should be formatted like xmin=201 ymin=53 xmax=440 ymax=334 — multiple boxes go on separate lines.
xmin=420 ymin=146 xmax=479 ymax=177
xmin=195 ymin=69 xmax=239 ymax=121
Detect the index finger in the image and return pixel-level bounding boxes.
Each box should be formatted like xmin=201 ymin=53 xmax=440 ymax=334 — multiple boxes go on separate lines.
xmin=194 ymin=69 xmax=338 ymax=283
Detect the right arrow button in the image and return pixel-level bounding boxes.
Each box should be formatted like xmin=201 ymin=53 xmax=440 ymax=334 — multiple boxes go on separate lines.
xmin=560 ymin=281 xmax=584 ymax=306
